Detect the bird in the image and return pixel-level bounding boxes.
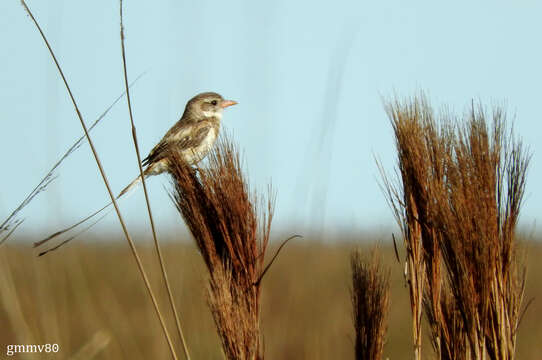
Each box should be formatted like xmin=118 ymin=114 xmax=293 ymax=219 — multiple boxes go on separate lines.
xmin=35 ymin=92 xmax=237 ymax=251
xmin=118 ymin=91 xmax=237 ymax=197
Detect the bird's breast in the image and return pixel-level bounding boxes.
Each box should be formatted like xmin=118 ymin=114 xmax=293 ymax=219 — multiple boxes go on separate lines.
xmin=184 ymin=126 xmax=218 ymax=164
xmin=198 ymin=126 xmax=218 ymax=152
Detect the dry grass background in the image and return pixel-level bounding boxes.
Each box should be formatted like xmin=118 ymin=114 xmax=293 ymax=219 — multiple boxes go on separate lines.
xmin=1 ymin=237 xmax=541 ymax=359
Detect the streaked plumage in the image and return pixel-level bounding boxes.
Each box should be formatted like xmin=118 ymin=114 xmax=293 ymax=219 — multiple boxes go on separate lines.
xmin=118 ymin=92 xmax=237 ymax=196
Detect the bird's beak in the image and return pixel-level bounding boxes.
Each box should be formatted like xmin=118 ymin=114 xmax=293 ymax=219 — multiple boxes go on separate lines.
xmin=221 ymin=100 xmax=238 ymax=108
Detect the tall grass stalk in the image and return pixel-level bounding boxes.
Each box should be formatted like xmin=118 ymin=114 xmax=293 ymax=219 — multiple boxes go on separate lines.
xmin=119 ymin=1 xmax=190 ymax=358
xmin=169 ymin=135 xmax=273 ymax=360
xmin=20 ymin=2 xmax=179 ymax=359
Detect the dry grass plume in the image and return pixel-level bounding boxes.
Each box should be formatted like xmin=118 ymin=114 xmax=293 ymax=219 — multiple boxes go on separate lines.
xmin=350 ymin=248 xmax=390 ymax=360
xmin=168 ymin=134 xmax=273 ymax=360
xmin=382 ymin=95 xmax=529 ymax=360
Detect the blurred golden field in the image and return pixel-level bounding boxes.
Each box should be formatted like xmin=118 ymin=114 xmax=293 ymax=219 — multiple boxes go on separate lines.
xmin=1 ymin=235 xmax=541 ymax=359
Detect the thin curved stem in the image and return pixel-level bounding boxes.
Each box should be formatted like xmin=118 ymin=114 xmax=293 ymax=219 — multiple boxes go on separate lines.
xmin=119 ymin=1 xmax=190 ymax=359
xmin=20 ymin=2 xmax=178 ymax=359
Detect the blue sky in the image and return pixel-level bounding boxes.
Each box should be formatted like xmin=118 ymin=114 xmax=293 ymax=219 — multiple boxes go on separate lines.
xmin=1 ymin=1 xmax=541 ymax=241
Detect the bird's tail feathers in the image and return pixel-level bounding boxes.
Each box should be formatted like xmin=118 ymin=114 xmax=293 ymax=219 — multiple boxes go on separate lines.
xmin=117 ymin=175 xmax=143 ymax=198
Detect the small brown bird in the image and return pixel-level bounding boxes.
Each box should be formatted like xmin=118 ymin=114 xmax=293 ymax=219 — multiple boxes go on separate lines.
xmin=118 ymin=92 xmax=237 ymax=197
xmin=35 ymin=92 xmax=237 ymax=251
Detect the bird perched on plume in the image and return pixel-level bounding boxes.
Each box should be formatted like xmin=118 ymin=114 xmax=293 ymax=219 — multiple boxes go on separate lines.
xmin=118 ymin=92 xmax=237 ymax=197
xmin=35 ymin=91 xmax=237 ymax=251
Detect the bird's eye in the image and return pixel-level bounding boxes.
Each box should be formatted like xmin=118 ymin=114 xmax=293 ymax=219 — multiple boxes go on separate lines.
xmin=211 ymin=100 xmax=218 ymax=106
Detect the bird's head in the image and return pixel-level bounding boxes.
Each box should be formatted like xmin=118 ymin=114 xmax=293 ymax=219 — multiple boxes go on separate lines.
xmin=184 ymin=92 xmax=237 ymax=121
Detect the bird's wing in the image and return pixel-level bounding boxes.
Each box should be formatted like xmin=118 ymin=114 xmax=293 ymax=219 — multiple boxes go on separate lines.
xmin=178 ymin=125 xmax=212 ymax=150
xmin=142 ymin=122 xmax=192 ymax=166
xmin=142 ymin=123 xmax=211 ymax=167
xmin=142 ymin=142 xmax=167 ymax=167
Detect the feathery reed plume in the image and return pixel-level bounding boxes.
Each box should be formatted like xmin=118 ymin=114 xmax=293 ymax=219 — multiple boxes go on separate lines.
xmin=169 ymin=134 xmax=273 ymax=360
xmin=380 ymin=97 xmax=433 ymax=360
xmin=382 ymin=95 xmax=529 ymax=360
xmin=430 ymin=105 xmax=528 ymax=360
xmin=382 ymin=97 xmax=464 ymax=360
xmin=350 ymin=248 xmax=390 ymax=360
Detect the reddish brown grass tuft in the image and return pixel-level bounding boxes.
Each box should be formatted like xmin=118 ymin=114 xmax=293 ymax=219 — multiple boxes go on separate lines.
xmin=350 ymin=248 xmax=390 ymax=360
xmin=382 ymin=96 xmax=529 ymax=360
xmin=168 ymin=134 xmax=273 ymax=360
